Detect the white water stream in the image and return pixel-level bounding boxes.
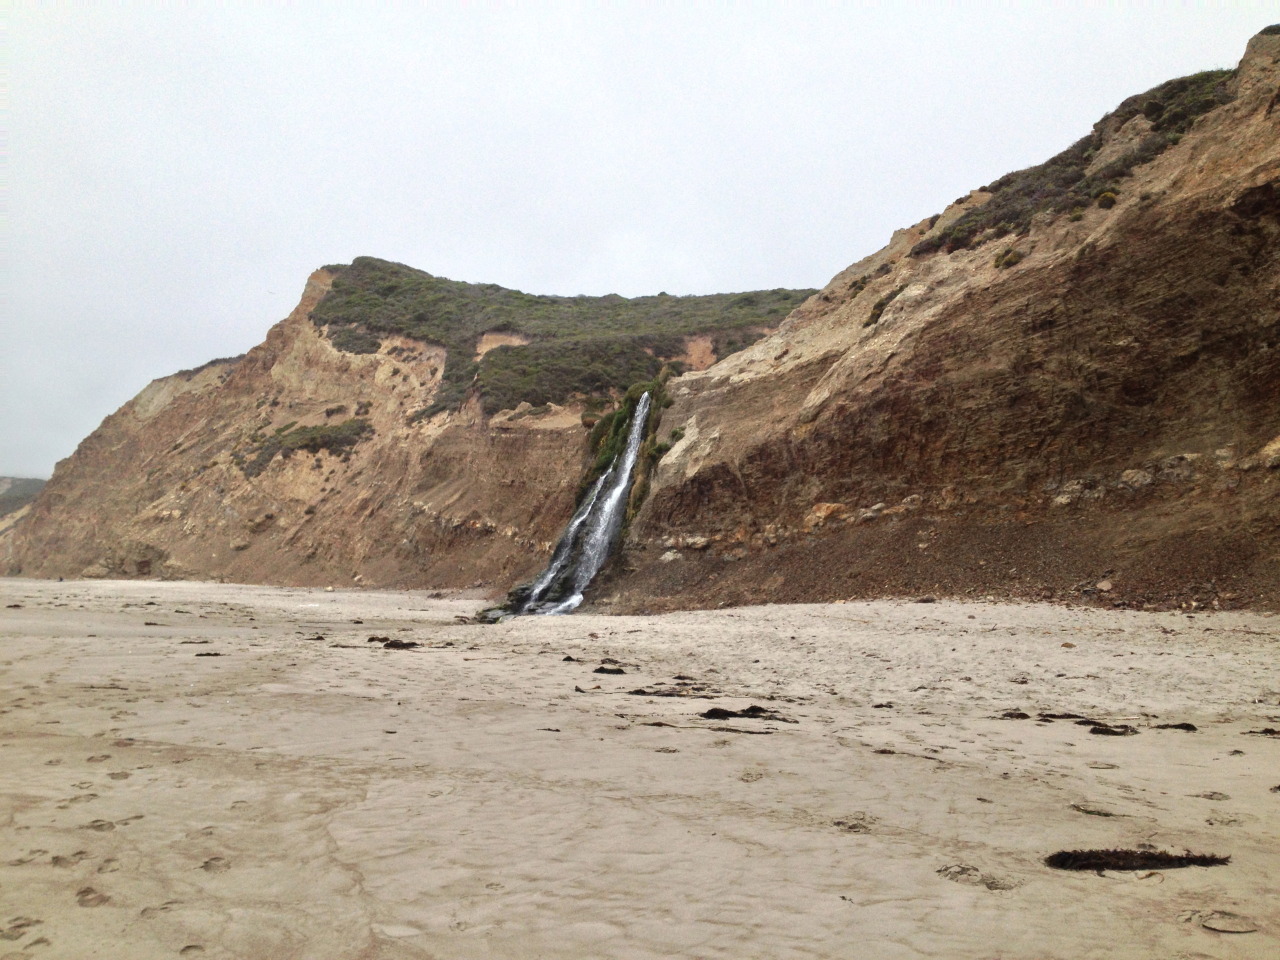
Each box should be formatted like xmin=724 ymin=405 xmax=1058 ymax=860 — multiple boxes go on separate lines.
xmin=515 ymin=392 xmax=652 ymax=615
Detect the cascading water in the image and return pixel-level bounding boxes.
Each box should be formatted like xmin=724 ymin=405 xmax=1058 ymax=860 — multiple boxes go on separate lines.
xmin=513 ymin=392 xmax=652 ymax=615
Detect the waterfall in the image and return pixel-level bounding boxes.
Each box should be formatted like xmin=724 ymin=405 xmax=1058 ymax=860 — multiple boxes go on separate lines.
xmin=514 ymin=392 xmax=652 ymax=615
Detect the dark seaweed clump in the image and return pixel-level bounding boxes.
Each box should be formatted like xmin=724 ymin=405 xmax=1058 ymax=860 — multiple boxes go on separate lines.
xmin=1045 ymin=849 xmax=1229 ymax=871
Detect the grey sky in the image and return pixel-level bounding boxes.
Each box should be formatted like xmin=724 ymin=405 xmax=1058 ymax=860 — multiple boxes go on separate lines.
xmin=5 ymin=2 xmax=1273 ymax=478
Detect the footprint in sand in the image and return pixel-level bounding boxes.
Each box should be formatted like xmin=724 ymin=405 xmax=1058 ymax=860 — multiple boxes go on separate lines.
xmin=200 ymin=857 xmax=230 ymax=873
xmin=97 ymin=858 xmax=120 ymax=873
xmin=139 ymin=900 xmax=182 ymax=919
xmin=937 ymin=863 xmax=1019 ymax=891
xmin=57 ymin=793 xmax=99 ymax=808
xmin=107 ymin=772 xmax=131 ymax=781
xmin=180 ymin=947 xmax=206 ymax=956
xmin=81 ymin=819 xmax=115 ymax=832
xmin=76 ymin=887 xmax=110 ymax=907
xmin=5 ymin=850 xmax=48 ymax=867
xmin=1 ymin=916 xmax=43 ymax=941
xmin=51 ymin=851 xmax=92 ymax=868
xmin=834 ymin=813 xmax=878 ymax=834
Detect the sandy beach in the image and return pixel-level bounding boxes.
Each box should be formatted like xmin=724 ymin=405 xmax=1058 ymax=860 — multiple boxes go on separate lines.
xmin=1 ymin=577 xmax=1277 ymax=959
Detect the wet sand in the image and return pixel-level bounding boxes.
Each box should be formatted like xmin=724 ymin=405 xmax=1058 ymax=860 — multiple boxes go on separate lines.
xmin=1 ymin=577 xmax=1277 ymax=959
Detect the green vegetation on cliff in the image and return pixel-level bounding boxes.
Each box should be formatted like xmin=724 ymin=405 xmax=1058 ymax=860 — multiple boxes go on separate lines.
xmin=234 ymin=419 xmax=373 ymax=478
xmin=912 ymin=68 xmax=1236 ymax=256
xmin=311 ymin=257 xmax=815 ymax=415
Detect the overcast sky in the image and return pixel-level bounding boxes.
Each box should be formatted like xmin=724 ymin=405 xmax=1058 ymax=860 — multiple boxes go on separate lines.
xmin=5 ymin=3 xmax=1274 ymax=478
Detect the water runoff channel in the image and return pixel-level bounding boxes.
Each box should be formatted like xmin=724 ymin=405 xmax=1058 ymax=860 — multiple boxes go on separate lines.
xmin=508 ymin=392 xmax=652 ymax=616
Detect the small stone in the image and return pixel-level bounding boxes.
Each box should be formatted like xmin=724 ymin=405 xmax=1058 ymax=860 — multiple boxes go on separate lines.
xmin=803 ymin=502 xmax=847 ymax=531
xmin=659 ymin=550 xmax=680 ymax=563
xmin=1096 ymin=580 xmax=1113 ymax=592
xmin=1118 ymin=469 xmax=1153 ymax=490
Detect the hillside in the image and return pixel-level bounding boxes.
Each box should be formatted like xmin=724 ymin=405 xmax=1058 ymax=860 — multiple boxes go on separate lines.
xmin=8 ymin=28 xmax=1280 ymax=610
xmin=611 ymin=28 xmax=1280 ymax=612
xmin=5 ymin=268 xmax=810 ymax=587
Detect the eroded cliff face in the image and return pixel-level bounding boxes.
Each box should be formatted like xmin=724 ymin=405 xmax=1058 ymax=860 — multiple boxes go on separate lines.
xmin=12 ymin=33 xmax=1280 ymax=609
xmin=611 ymin=32 xmax=1280 ymax=611
xmin=9 ymin=270 xmax=595 ymax=588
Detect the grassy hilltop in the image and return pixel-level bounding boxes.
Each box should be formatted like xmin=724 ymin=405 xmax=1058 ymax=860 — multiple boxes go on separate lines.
xmin=311 ymin=257 xmax=816 ymax=415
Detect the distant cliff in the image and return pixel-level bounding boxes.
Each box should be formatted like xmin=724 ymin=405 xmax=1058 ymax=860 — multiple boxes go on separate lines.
xmin=0 ymin=478 xmax=46 ymax=565
xmin=0 ymin=478 xmax=45 ymax=520
xmin=10 ymin=29 xmax=1280 ymax=610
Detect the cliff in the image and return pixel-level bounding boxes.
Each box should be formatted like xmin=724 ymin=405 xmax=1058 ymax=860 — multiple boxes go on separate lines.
xmin=10 ymin=30 xmax=1280 ymax=610
xmin=611 ymin=29 xmax=1280 ymax=611
xmin=7 ymin=268 xmax=808 ymax=588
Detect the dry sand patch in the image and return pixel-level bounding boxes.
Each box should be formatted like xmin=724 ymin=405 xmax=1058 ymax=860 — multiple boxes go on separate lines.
xmin=1 ymin=578 xmax=1277 ymax=958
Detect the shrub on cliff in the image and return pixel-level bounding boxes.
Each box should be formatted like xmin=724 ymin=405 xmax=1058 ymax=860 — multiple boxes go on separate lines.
xmin=476 ymin=337 xmax=664 ymax=415
xmin=866 ymin=285 xmax=907 ymax=326
xmin=994 ymin=247 xmax=1026 ymax=268
xmin=236 ymin=418 xmax=373 ymax=478
xmin=327 ymin=324 xmax=382 ymax=354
